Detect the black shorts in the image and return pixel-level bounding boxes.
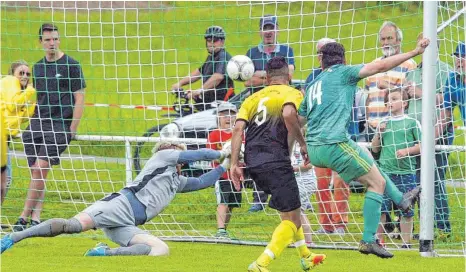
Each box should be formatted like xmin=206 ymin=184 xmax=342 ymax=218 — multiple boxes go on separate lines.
xmin=215 ymin=180 xmax=242 ymax=208
xmin=249 ymin=165 xmax=300 ymax=212
xmin=22 ymin=129 xmax=72 ymax=166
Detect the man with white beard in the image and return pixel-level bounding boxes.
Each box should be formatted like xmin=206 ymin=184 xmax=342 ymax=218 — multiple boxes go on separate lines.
xmin=364 ymin=21 xmax=417 ymax=143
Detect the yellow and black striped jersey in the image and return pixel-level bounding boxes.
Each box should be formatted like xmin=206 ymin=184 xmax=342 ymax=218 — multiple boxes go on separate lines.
xmin=237 ymin=84 xmax=303 ymax=171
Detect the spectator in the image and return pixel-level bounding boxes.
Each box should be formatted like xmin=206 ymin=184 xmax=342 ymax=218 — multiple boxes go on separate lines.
xmin=291 ymin=140 xmax=316 ymax=246
xmin=245 ymin=16 xmax=296 ymax=213
xmin=372 ymin=87 xmax=421 ymax=248
xmin=13 ymin=23 xmax=86 ymax=231
xmin=365 ymin=21 xmax=416 ymax=142
xmin=405 ymin=33 xmax=452 ymax=237
xmin=206 ymin=102 xmax=242 ymax=239
xmin=244 ymin=15 xmax=295 ymax=94
xmin=443 ymin=42 xmax=465 ymax=129
xmin=172 ymin=26 xmax=234 ymax=111
xmin=303 ymin=38 xmax=336 ymax=88
xmin=0 ymin=61 xmax=36 ymax=205
xmin=302 ymin=37 xmax=350 ymax=235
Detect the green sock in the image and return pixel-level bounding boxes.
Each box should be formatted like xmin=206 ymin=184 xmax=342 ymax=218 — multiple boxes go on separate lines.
xmin=381 ymin=170 xmax=403 ymax=204
xmin=362 ymin=191 xmax=383 ymax=243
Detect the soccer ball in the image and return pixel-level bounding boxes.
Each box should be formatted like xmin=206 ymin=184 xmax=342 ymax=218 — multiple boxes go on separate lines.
xmin=226 ymin=55 xmax=255 ymax=81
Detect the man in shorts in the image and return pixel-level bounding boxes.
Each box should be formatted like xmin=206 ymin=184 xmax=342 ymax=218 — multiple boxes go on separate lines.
xmin=230 ymin=56 xmax=326 ymax=272
xmin=298 ymin=39 xmax=429 ymax=258
xmin=2 ymin=142 xmax=231 ymax=256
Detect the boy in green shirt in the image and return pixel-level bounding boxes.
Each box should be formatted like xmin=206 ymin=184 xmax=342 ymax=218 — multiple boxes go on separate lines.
xmin=372 ymin=88 xmax=421 ymax=248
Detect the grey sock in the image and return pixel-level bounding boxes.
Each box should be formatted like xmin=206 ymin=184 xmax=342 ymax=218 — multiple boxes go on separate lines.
xmin=105 ymin=244 xmax=152 ymax=256
xmin=10 ymin=218 xmax=82 ymax=243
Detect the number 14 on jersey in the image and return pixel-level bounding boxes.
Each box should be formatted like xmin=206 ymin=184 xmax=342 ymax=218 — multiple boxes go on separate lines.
xmin=307 ymin=80 xmax=322 ymax=110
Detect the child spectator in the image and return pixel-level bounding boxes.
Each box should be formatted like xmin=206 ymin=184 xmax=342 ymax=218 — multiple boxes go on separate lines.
xmin=372 ymin=87 xmax=421 ymax=248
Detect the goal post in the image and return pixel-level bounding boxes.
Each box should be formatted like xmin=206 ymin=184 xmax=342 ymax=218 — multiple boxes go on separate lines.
xmin=0 ymin=1 xmax=464 ymax=258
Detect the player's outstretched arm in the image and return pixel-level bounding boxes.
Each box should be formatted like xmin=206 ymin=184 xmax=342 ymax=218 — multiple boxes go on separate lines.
xmin=176 ymin=149 xmax=225 ymax=164
xmin=180 ymin=165 xmax=228 ymax=193
xmin=358 ymin=38 xmax=430 ymax=79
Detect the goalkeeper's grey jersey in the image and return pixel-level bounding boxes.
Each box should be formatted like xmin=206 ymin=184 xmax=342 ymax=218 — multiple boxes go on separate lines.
xmin=125 ymin=149 xmax=188 ymax=221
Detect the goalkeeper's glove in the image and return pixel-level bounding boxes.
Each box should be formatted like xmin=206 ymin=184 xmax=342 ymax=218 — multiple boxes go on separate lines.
xmin=219 ymin=141 xmax=232 ymax=161
xmin=220 ymin=157 xmax=231 ymax=170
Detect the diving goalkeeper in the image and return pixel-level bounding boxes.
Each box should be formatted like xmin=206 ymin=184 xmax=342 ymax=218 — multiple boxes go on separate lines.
xmin=1 ymin=142 xmax=232 ymax=257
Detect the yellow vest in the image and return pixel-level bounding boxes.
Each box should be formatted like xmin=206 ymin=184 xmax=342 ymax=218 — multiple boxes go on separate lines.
xmin=0 ymin=76 xmax=36 ymax=137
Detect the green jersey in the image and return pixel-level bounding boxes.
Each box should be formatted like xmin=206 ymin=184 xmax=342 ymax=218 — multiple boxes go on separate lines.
xmin=298 ymin=64 xmax=363 ymax=145
xmin=377 ymin=115 xmax=421 ymax=174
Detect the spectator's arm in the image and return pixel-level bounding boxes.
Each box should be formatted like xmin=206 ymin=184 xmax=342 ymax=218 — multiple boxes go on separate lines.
xmin=244 ymin=70 xmax=267 ymax=87
xmin=201 ymin=73 xmax=225 ymax=92
xmin=70 ymin=90 xmax=85 ymax=136
xmin=172 ymin=69 xmax=202 ymax=90
xmin=293 ymin=163 xmax=313 ymax=172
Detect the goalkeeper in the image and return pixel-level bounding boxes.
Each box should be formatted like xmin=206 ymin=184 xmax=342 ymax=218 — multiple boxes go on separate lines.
xmin=1 ymin=142 xmax=232 ymax=257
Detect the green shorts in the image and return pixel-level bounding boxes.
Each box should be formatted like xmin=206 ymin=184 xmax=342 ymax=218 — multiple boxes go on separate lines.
xmin=308 ymin=140 xmax=374 ymax=183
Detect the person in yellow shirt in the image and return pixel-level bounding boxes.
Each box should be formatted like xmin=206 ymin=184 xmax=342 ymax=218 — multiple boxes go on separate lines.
xmin=0 ymin=61 xmax=36 ymax=205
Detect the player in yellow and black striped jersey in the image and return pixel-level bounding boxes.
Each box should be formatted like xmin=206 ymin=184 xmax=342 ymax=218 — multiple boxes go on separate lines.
xmin=237 ymin=83 xmax=303 ymax=172
xmin=230 ymin=56 xmax=326 ymax=272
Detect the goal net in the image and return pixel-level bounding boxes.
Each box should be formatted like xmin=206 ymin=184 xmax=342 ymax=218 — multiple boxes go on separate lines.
xmin=1 ymin=1 xmax=464 ymax=257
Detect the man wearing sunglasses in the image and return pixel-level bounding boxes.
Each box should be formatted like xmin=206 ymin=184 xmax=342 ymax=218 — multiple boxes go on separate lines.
xmin=13 ymin=23 xmax=86 ymax=232
xmin=172 ymin=26 xmax=234 ymax=111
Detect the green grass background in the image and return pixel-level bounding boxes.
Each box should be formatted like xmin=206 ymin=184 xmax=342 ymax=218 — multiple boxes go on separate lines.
xmin=1 ymin=2 xmax=465 ymax=271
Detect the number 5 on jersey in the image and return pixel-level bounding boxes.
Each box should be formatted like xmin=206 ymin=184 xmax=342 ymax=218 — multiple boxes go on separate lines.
xmin=255 ymin=97 xmax=270 ymax=126
xmin=308 ymin=81 xmax=322 ymax=110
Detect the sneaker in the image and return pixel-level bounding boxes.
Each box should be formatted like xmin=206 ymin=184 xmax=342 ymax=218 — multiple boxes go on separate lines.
xmin=1 ymin=234 xmax=14 ymax=254
xmin=334 ymin=227 xmax=345 ymax=235
xmin=248 ymin=204 xmax=264 ymax=213
xmin=84 ymin=242 xmax=109 ymax=257
xmin=12 ymin=218 xmax=28 ymax=232
xmin=412 ymin=233 xmax=419 ymax=240
xmin=29 ymin=220 xmax=41 ymax=228
xmin=300 ymin=253 xmax=326 ymax=271
xmin=401 ymin=244 xmax=412 ymax=249
xmin=215 ymin=229 xmax=229 ymax=239
xmin=247 ymin=261 xmax=270 ymax=272
xmin=1 ymin=224 xmax=10 ymax=230
xmin=315 ymin=228 xmax=333 ymax=234
xmin=359 ymin=240 xmax=394 ymax=258
xmin=398 ymin=186 xmax=421 ymax=212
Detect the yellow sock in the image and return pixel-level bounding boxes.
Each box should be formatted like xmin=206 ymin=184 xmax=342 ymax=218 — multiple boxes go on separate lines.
xmin=256 ymin=220 xmax=297 ymax=267
xmin=294 ymin=227 xmax=311 ymax=258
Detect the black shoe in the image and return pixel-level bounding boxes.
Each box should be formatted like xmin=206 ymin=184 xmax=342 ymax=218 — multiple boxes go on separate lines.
xmin=401 ymin=244 xmax=411 ymax=249
xmin=0 ymin=224 xmax=10 ymax=230
xmin=12 ymin=218 xmax=28 ymax=232
xmin=30 ymin=220 xmax=41 ymax=228
xmin=398 ymin=186 xmax=422 ymax=212
xmin=412 ymin=234 xmax=419 ymax=240
xmin=359 ymin=241 xmax=394 ymax=258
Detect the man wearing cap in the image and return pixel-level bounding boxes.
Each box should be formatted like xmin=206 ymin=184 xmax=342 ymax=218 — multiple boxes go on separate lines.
xmin=207 ymin=102 xmax=242 ymax=239
xmin=405 ymin=32 xmax=452 ymax=237
xmin=244 ymin=15 xmax=295 ymax=94
xmin=172 ymin=26 xmax=234 ymax=111
xmin=245 ymin=15 xmax=295 ymax=212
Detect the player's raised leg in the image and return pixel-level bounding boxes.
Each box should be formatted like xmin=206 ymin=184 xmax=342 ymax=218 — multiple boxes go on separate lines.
xmin=1 ymin=212 xmax=94 ymax=254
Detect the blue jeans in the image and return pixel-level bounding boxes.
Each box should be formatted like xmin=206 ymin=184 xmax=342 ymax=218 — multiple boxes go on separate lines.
xmin=382 ymin=174 xmax=417 ymax=217
xmin=416 ymin=153 xmax=451 ymax=232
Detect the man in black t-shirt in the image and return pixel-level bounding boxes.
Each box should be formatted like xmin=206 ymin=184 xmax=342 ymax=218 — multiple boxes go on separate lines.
xmin=171 ymin=26 xmax=234 ymax=111
xmin=13 ymin=23 xmax=86 ymax=231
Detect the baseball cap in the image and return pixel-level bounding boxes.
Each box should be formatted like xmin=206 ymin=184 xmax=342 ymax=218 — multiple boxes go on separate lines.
xmin=259 ymin=15 xmax=278 ymax=29
xmin=217 ymin=102 xmax=237 ymax=113
xmin=453 ymin=42 xmax=465 ymax=57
